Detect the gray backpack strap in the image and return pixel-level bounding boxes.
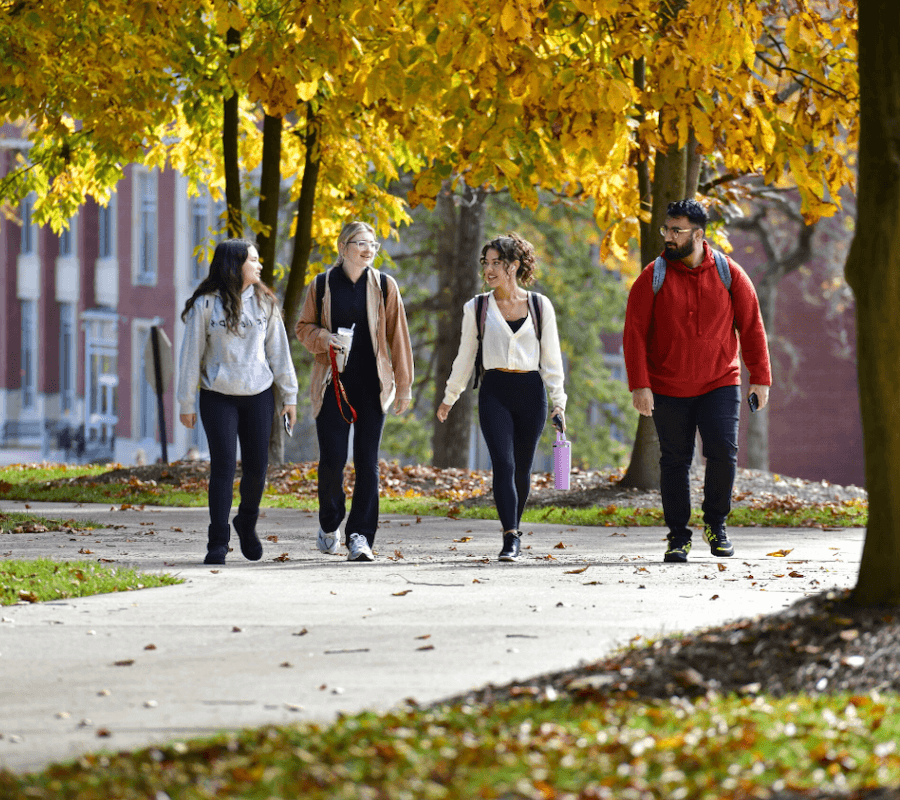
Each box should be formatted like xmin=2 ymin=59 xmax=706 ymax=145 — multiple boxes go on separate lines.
xmin=712 ymin=250 xmax=732 ymax=294
xmin=652 ymin=256 xmax=667 ymax=295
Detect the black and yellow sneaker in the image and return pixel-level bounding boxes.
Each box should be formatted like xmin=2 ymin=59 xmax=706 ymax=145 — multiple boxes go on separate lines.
xmin=704 ymin=525 xmax=735 ymax=557
xmin=664 ymin=537 xmax=692 ymax=563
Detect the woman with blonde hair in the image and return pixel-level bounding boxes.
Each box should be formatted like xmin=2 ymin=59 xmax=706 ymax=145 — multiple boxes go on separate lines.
xmin=438 ymin=233 xmax=566 ymax=561
xmin=296 ymin=221 xmax=414 ymax=562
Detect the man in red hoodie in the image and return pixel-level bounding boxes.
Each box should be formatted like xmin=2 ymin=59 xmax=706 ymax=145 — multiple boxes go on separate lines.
xmin=624 ymin=199 xmax=772 ymax=562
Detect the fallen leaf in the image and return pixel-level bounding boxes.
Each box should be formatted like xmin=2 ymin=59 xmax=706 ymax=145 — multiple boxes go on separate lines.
xmin=279 ymin=662 xmax=292 ymax=668
xmin=78 ymin=548 xmax=93 ymax=555
xmin=96 ymin=728 xmax=112 ymax=738
xmin=232 ymin=626 xmax=242 ymax=633
xmin=144 ymin=644 xmax=156 ymax=651
xmin=293 ymin=628 xmax=309 ymax=637
xmin=789 ymin=571 xmax=805 ymax=578
xmin=273 ymin=552 xmax=290 ymax=562
xmin=454 ymin=536 xmax=472 ymax=543
xmin=415 ymin=634 xmax=431 ymax=640
xmin=266 ymin=535 xmax=279 ymax=542
xmin=417 ymin=644 xmax=435 ymax=651
xmin=392 ymin=589 xmax=413 ymax=596
xmin=564 ymin=566 xmax=589 ymax=574
xmin=553 ymin=542 xmax=567 ymax=549
xmin=113 ymin=660 xmax=134 ymax=667
xmin=717 ymin=563 xmax=727 ymax=572
xmin=17 ymin=590 xmax=38 ymax=603
xmin=767 ymin=549 xmax=793 ymax=557
xmin=710 ymin=595 xmax=719 ymax=600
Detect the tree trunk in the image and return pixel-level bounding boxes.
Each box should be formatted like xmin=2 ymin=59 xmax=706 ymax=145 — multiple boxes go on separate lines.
xmin=258 ymin=113 xmax=283 ymax=286
xmin=284 ymin=104 xmax=321 ymax=337
xmin=619 ymin=143 xmax=689 ymax=489
xmin=432 ymin=181 xmax=486 ymax=468
xmin=223 ymin=27 xmax=242 ymax=239
xmin=845 ymin=0 xmax=900 ymax=606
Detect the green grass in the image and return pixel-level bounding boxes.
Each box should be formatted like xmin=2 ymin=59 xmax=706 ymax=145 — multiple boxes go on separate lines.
xmin=0 ymin=559 xmax=182 ymax=606
xmin=0 ymin=512 xmax=100 ymax=535
xmin=0 ymin=464 xmax=869 ymax=527
xmin=1 ymin=691 xmax=897 ymax=798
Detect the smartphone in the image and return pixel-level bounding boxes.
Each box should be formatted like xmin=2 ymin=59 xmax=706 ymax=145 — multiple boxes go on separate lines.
xmin=748 ymin=392 xmax=759 ymax=413
xmin=283 ymin=413 xmax=293 ymax=437
xmin=552 ymin=412 xmax=565 ymax=433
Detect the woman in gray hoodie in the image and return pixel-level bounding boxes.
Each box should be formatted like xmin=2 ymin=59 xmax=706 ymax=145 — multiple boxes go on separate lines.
xmin=177 ymin=239 xmax=298 ymax=565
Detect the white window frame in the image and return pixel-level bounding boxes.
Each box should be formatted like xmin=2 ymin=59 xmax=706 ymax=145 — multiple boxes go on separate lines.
xmin=59 ymin=302 xmax=77 ymax=414
xmin=95 ymin=194 xmax=119 ymax=308
xmin=21 ymin=299 xmax=38 ymax=409
xmin=132 ymin=318 xmax=164 ymax=442
xmin=132 ymin=167 xmax=158 ymax=286
xmin=20 ymin=194 xmax=38 ymax=256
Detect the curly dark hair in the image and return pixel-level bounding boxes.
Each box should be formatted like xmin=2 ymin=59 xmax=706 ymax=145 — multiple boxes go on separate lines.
xmin=666 ymin=199 xmax=708 ymax=230
xmin=181 ymin=238 xmax=277 ymax=333
xmin=480 ymin=232 xmax=537 ymax=285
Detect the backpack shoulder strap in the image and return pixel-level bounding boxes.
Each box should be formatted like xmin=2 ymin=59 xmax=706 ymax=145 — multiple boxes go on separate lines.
xmin=652 ymin=256 xmax=667 ymax=295
xmin=315 ymin=272 xmax=327 ymax=327
xmin=528 ymin=292 xmax=543 ymax=341
xmin=473 ymin=293 xmax=489 ymax=389
xmin=712 ymin=250 xmax=733 ymax=295
xmin=380 ymin=271 xmax=388 ymax=305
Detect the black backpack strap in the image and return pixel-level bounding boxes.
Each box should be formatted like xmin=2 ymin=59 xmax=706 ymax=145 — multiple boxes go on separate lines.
xmin=315 ymin=272 xmax=327 ymax=328
xmin=380 ymin=271 xmax=388 ymax=305
xmin=473 ymin=293 xmax=488 ymax=389
xmin=529 ymin=292 xmax=542 ymax=342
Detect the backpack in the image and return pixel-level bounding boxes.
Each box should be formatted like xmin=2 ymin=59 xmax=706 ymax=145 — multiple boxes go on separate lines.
xmin=315 ymin=268 xmax=389 ymax=327
xmin=652 ymin=249 xmax=732 ymax=297
xmin=473 ymin=291 xmax=543 ymax=388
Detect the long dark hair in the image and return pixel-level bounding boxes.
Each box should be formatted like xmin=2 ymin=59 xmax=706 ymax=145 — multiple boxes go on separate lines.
xmin=481 ymin=232 xmax=537 ymax=285
xmin=181 ymin=238 xmax=277 ymax=333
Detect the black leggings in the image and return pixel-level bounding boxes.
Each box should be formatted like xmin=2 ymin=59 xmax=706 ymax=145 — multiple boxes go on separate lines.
xmin=199 ymin=387 xmax=275 ymax=528
xmin=478 ymin=370 xmax=547 ymax=532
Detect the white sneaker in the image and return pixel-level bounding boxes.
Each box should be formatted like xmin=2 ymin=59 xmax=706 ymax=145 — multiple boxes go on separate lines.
xmin=316 ymin=527 xmax=340 ymax=555
xmin=347 ymin=533 xmax=374 ymax=562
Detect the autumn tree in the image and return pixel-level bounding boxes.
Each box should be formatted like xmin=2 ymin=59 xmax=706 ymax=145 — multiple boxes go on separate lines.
xmin=844 ymin=0 xmax=900 ymax=606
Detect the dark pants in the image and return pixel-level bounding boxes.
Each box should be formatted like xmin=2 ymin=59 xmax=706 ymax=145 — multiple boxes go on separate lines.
xmin=652 ymin=385 xmax=741 ymax=540
xmin=479 ymin=370 xmax=548 ymax=532
xmin=316 ymin=380 xmax=386 ymax=546
xmin=199 ymin=387 xmax=275 ymax=529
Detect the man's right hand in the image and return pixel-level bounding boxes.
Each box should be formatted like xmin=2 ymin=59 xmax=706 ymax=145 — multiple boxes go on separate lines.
xmin=632 ymin=388 xmax=654 ymax=417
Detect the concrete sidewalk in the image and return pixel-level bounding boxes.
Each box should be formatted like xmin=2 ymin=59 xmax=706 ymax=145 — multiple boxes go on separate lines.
xmin=0 ymin=499 xmax=864 ymax=774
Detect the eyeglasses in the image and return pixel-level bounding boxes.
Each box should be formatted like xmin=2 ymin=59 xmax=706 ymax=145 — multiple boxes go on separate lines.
xmin=347 ymin=240 xmax=380 ymax=251
xmin=659 ymin=225 xmax=698 ymax=237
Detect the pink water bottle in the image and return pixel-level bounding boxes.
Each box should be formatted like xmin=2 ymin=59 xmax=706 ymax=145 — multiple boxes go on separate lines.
xmin=553 ymin=430 xmax=571 ymax=491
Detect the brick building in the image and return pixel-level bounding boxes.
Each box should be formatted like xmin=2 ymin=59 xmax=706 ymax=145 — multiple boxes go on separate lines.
xmin=0 ymin=154 xmax=219 ymax=465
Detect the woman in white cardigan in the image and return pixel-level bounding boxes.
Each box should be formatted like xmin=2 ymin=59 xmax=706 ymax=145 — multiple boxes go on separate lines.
xmin=437 ymin=233 xmax=567 ymax=562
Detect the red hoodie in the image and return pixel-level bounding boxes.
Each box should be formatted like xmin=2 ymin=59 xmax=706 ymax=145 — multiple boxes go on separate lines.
xmin=623 ymin=241 xmax=772 ymax=397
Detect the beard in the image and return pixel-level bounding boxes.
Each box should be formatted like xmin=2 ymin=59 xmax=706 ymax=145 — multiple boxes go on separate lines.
xmin=665 ymin=239 xmax=694 ymax=260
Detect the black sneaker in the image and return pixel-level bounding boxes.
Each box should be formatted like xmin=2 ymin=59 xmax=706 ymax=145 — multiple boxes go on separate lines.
xmin=664 ymin=537 xmax=692 ymax=563
xmin=499 ymin=531 xmax=521 ymax=561
xmin=704 ymin=525 xmax=735 ymax=557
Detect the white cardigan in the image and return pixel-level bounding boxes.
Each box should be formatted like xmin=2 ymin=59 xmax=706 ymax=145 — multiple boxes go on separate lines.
xmin=441 ymin=291 xmax=567 ymax=410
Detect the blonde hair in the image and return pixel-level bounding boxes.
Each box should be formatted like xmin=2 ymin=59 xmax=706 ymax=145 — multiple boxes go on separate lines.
xmin=336 ymin=221 xmax=376 ymax=265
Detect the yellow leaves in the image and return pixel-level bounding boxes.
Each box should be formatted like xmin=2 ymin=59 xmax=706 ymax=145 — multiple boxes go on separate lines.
xmin=605 ymin=80 xmax=632 ymax=116
xmin=500 ymin=1 xmax=530 ymax=40
xmin=690 ymin=105 xmax=714 ymax=152
xmin=754 ymin=109 xmax=777 ymax=155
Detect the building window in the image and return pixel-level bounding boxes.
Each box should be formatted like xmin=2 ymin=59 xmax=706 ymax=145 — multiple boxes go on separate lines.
xmin=136 ymin=171 xmax=157 ymax=285
xmin=190 ymin=194 xmax=210 ymax=284
xmin=83 ymin=310 xmax=118 ymax=457
xmin=59 ymin=225 xmax=73 ymax=257
xmin=60 ymin=303 xmax=76 ymax=413
xmin=21 ymin=299 xmax=37 ymax=408
xmin=98 ymin=201 xmax=115 ymax=259
xmin=21 ymin=195 xmax=37 ymax=255
xmin=138 ymin=326 xmax=157 ymax=440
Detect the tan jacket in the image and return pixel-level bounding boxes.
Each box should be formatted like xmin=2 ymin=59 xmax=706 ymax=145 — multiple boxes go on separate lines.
xmin=295 ymin=266 xmax=414 ymax=418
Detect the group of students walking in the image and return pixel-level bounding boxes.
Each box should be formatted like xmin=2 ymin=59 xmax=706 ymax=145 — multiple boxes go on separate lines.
xmin=176 ymin=222 xmax=566 ymax=565
xmin=177 ymin=199 xmax=772 ymax=567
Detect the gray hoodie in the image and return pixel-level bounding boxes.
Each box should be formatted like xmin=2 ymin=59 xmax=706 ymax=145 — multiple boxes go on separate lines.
xmin=177 ymin=286 xmax=298 ymax=415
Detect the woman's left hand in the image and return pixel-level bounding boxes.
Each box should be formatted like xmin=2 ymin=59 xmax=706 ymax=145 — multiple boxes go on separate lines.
xmin=394 ymin=398 xmax=411 ymax=415
xmin=282 ymin=405 xmax=297 ymax=427
xmin=550 ymin=406 xmax=565 ymax=431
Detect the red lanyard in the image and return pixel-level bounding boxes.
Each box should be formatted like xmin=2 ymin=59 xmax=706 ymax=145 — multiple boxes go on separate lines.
xmin=329 ymin=345 xmax=357 ymax=424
